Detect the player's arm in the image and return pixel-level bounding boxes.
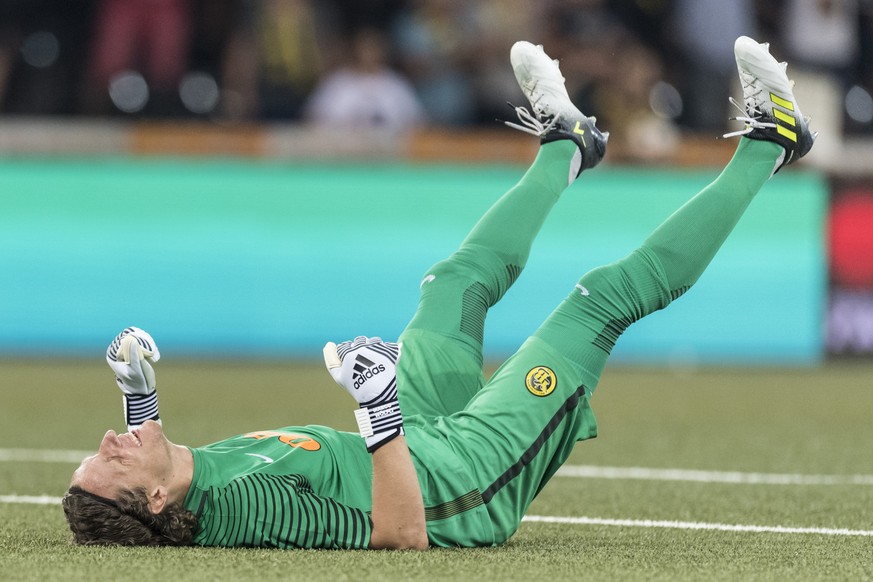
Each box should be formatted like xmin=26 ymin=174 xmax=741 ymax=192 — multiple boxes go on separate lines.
xmin=324 ymin=337 xmax=429 ymax=550
xmin=368 ymin=436 xmax=428 ymax=550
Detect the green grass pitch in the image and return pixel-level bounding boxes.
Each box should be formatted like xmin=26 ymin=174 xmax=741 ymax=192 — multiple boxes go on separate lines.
xmin=1 ymin=360 xmax=872 ymax=581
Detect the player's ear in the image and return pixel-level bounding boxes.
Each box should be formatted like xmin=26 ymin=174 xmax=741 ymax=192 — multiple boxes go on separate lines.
xmin=147 ymin=486 xmax=168 ymax=514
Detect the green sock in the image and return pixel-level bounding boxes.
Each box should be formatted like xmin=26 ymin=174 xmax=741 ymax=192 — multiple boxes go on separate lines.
xmin=642 ymin=138 xmax=783 ymax=295
xmin=400 ymin=139 xmax=581 ymax=365
xmin=461 ymin=139 xmax=578 ymax=271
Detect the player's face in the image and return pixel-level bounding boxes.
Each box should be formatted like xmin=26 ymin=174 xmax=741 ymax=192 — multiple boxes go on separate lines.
xmin=70 ymin=420 xmax=172 ymax=500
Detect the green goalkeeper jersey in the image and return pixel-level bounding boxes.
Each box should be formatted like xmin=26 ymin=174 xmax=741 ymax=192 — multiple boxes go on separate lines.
xmin=183 ymin=425 xmax=374 ymax=549
xmin=183 ymin=422 xmax=497 ymax=549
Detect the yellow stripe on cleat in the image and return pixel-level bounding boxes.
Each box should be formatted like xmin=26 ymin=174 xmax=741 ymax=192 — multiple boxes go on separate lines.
xmin=573 ymin=121 xmax=587 ymax=147
xmin=771 ymin=93 xmax=795 ymax=111
xmin=776 ymin=125 xmax=797 ymax=142
xmin=774 ymin=109 xmax=796 ymax=126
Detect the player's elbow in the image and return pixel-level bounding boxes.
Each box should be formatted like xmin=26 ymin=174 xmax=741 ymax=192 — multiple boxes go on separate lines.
xmin=404 ymin=527 xmax=430 ymax=551
xmin=370 ymin=525 xmax=429 ymax=550
xmin=394 ymin=528 xmax=429 ymax=550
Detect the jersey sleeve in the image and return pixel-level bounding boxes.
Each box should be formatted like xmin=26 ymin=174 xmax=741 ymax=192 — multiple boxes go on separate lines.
xmin=195 ymin=473 xmax=372 ymax=549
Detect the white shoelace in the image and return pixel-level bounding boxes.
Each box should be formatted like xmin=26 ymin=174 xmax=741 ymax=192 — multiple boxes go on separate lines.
xmin=722 ymin=96 xmax=776 ymax=139
xmin=504 ymin=105 xmax=559 ymax=137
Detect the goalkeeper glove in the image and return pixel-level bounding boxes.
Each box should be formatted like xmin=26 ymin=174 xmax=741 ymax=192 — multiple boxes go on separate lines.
xmin=323 ymin=336 xmax=402 ymax=453
xmin=106 ymin=327 xmax=161 ymax=432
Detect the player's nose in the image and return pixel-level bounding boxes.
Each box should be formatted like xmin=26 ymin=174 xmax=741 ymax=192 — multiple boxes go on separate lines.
xmin=98 ymin=429 xmax=119 ymax=452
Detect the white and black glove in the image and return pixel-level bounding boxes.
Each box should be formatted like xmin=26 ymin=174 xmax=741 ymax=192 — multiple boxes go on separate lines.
xmin=323 ymin=336 xmax=402 ymax=453
xmin=106 ymin=327 xmax=161 ymax=432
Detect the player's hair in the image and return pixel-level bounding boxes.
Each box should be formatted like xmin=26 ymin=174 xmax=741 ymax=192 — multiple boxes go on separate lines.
xmin=62 ymin=486 xmax=198 ymax=546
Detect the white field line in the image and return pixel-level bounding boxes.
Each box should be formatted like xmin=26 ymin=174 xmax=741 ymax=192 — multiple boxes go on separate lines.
xmin=0 ymin=495 xmax=63 ymax=505
xmin=522 ymin=515 xmax=873 ymax=537
xmin=3 ymin=448 xmax=873 ymax=486
xmin=0 ymin=448 xmax=91 ymax=463
xmin=556 ymin=465 xmax=873 ymax=485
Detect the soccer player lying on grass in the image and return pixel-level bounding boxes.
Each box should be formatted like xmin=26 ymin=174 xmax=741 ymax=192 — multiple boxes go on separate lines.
xmin=63 ymin=37 xmax=814 ymax=549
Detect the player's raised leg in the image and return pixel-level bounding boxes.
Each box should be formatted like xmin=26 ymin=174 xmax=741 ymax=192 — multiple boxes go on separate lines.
xmin=397 ymin=41 xmax=609 ymax=419
xmin=442 ymin=37 xmax=815 ymax=543
xmin=537 ymin=35 xmax=816 ymax=386
xmin=642 ymin=36 xmax=816 ymax=295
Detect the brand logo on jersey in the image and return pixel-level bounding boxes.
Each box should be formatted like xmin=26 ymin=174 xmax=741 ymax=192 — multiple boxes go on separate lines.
xmin=244 ymin=431 xmax=321 ymax=451
xmin=525 ymin=366 xmax=557 ymax=397
xmin=420 ymin=274 xmax=436 ymax=288
xmin=245 ymin=453 xmax=275 ymax=464
xmin=575 ymin=284 xmax=590 ymax=296
xmin=352 ymin=354 xmax=386 ymax=389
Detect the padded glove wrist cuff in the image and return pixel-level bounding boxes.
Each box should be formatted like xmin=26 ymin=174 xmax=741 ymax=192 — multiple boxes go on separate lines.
xmin=353 ymin=400 xmax=404 ymax=453
xmin=124 ymin=392 xmax=160 ymax=431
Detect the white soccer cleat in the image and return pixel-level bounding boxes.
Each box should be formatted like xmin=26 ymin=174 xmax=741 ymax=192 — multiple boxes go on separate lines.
xmin=724 ymin=36 xmax=815 ymax=171
xmin=505 ymin=41 xmax=608 ymax=179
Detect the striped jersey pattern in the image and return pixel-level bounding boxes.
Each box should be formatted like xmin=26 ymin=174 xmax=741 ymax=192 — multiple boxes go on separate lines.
xmin=193 ymin=473 xmax=371 ymax=549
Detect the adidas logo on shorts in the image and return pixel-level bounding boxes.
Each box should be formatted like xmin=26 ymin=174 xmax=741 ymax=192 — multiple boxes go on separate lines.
xmin=352 ymin=354 xmax=386 ymax=389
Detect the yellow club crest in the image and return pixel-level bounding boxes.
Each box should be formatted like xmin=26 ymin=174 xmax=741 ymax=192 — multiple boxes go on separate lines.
xmin=525 ymin=366 xmax=557 ymax=397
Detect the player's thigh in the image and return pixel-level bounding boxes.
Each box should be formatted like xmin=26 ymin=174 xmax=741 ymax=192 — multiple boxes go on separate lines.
xmin=397 ymin=255 xmax=493 ymax=417
xmin=442 ymin=336 xmax=598 ymax=541
xmin=397 ymin=328 xmax=484 ymax=419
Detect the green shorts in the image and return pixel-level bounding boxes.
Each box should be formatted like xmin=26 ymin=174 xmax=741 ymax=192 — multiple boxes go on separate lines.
xmin=397 ymin=246 xmax=671 ymax=545
xmin=397 ymin=252 xmax=603 ymax=545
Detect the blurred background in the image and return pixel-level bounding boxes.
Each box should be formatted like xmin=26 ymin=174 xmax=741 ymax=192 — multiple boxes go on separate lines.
xmin=1 ymin=0 xmax=872 ymax=365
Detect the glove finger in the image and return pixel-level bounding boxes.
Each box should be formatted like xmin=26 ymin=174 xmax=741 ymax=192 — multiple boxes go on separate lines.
xmin=140 ymin=359 xmax=156 ymax=392
xmin=108 ymin=358 xmax=149 ymax=393
xmin=106 ymin=328 xmax=131 ymax=362
xmin=323 ymin=342 xmax=341 ymax=369
xmin=119 ymin=334 xmax=137 ymax=364
xmin=116 ymin=337 xmax=150 ymax=392
xmin=128 ymin=327 xmax=160 ymax=363
xmin=335 ymin=338 xmax=362 ymax=361
xmin=366 ymin=340 xmax=400 ymax=364
xmin=322 ymin=342 xmax=344 ymax=385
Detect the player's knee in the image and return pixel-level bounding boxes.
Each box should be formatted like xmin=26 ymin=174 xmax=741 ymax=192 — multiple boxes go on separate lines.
xmin=577 ymin=249 xmax=673 ymax=319
xmin=423 ymin=247 xmax=507 ymax=302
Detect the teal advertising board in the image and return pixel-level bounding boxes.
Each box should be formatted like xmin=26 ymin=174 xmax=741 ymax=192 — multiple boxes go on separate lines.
xmin=0 ymin=159 xmax=826 ymax=364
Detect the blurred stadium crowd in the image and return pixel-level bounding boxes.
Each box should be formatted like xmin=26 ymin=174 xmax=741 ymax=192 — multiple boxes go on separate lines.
xmin=2 ymin=0 xmax=873 ymax=141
